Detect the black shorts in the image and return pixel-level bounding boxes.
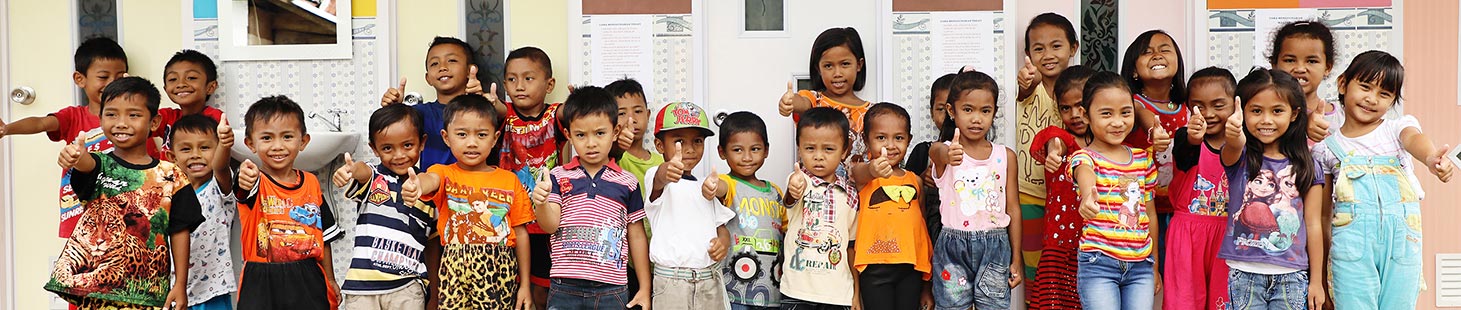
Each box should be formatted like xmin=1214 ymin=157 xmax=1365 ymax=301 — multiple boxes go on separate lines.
xmin=530 ymin=232 xmax=553 ymax=287
xmin=238 ymin=260 xmax=333 ymax=310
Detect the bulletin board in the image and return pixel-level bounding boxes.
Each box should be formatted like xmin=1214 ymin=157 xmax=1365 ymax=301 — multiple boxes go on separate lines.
xmin=569 ymin=0 xmax=705 ymax=106
xmin=1194 ymin=0 xmax=1398 ymax=103
xmin=880 ymin=0 xmax=1015 ymax=147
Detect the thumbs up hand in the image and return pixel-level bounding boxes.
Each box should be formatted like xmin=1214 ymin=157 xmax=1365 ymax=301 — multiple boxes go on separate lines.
xmin=1431 ymin=144 xmax=1455 ymax=183
xmin=333 ymin=153 xmax=357 ymax=187
xmin=617 ymin=117 xmax=638 ymax=151
xmin=217 ymin=112 xmax=235 ymax=150
xmin=1017 ymin=56 xmax=1039 ymax=90
xmin=1044 ymin=140 xmax=1066 ymax=174
xmin=660 ymin=141 xmax=686 ymax=184
xmin=1186 ymin=107 xmax=1206 ymax=144
xmin=702 ymin=166 xmax=723 ymax=200
xmin=786 ymin=166 xmax=808 ymax=202
xmin=58 ymin=131 xmax=86 ymax=169
xmin=238 ymin=159 xmax=260 ymax=192
xmin=382 ymin=77 xmax=408 ymax=106
xmin=779 ymin=80 xmax=808 ymax=117
xmin=1308 ymin=109 xmax=1330 ymax=143
xmin=465 ymin=65 xmax=483 ymax=95
xmin=871 ymin=147 xmax=894 ymax=179
xmin=1226 ymin=106 xmax=1246 ymax=147
xmin=402 ymin=171 xmax=421 ymax=206
xmin=1150 ymin=125 xmax=1172 ymax=152
xmin=948 ymin=129 xmax=966 ymax=167
xmin=531 ymin=171 xmax=553 ymax=207
xmin=1078 ymin=190 xmax=1100 ymax=220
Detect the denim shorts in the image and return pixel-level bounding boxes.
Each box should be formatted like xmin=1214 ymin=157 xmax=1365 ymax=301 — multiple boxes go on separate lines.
xmin=547 ymin=278 xmax=628 ymax=310
xmin=1227 ymin=269 xmax=1308 ymax=310
xmin=931 ymin=228 xmax=1011 ymax=310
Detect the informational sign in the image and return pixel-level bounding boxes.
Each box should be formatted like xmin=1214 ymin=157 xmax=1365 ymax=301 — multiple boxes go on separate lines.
xmin=929 ymin=11 xmax=995 ymax=79
xmin=589 ymin=14 xmax=656 ymax=101
xmin=1251 ymin=8 xmax=1321 ymax=67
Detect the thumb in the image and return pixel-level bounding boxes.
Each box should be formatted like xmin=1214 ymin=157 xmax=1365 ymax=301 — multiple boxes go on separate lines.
xmin=219 ymin=112 xmax=230 ymax=128
xmin=489 ymin=83 xmax=498 ymax=97
xmin=952 ymin=128 xmax=964 ymax=146
xmin=343 ymin=152 xmax=354 ymax=165
xmin=73 ymin=131 xmax=86 ymax=147
xmin=672 ymin=141 xmax=684 ymax=162
xmin=242 ymin=159 xmax=256 ymax=170
xmin=787 ymin=80 xmax=795 ymax=92
xmin=470 ymin=65 xmax=479 ymax=77
xmin=1190 ymin=106 xmax=1201 ymax=120
xmin=399 ymin=77 xmax=408 ymax=91
xmin=408 ymin=170 xmax=419 ymax=182
xmin=1024 ymin=56 xmax=1033 ymax=68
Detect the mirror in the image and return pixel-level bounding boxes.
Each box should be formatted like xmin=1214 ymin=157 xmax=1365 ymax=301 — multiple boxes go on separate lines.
xmin=218 ymin=0 xmax=352 ymax=60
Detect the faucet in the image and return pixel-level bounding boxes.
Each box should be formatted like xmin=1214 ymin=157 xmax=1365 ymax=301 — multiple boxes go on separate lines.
xmin=309 ymin=108 xmax=347 ymax=132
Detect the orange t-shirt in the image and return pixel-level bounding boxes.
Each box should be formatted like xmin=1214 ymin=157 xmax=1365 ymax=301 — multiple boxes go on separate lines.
xmin=237 ymin=170 xmax=338 ymax=263
xmin=426 ymin=164 xmax=536 ymax=247
xmin=853 ymin=171 xmax=933 ymax=279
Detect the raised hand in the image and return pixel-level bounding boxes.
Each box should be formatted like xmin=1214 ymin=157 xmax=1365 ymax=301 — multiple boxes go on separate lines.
xmin=530 ymin=170 xmax=552 ymax=206
xmin=1431 ymin=144 xmax=1454 ymax=183
xmin=617 ymin=117 xmax=638 ymax=151
xmin=465 ymin=65 xmax=483 ymax=95
xmin=871 ymin=147 xmax=894 ymax=179
xmin=217 ymin=113 xmax=235 ymax=149
xmin=1308 ymin=109 xmax=1330 ymax=142
xmin=1044 ymin=140 xmax=1066 ymax=174
xmin=778 ymin=80 xmax=806 ymax=117
xmin=58 ymin=131 xmax=86 ymax=169
xmin=381 ymin=77 xmax=408 ymax=106
xmin=1017 ymin=56 xmax=1039 ymax=90
xmin=1186 ymin=106 xmax=1206 ymax=143
xmin=786 ymin=166 xmax=808 ymax=202
xmin=332 ymin=153 xmax=357 ymax=187
xmin=1078 ymin=190 xmax=1100 ymax=219
xmin=0 ymin=117 xmax=8 ymax=140
xmin=238 ymin=159 xmax=260 ymax=192
xmin=947 ymin=129 xmax=966 ymax=167
xmin=701 ymin=166 xmax=722 ymax=200
xmin=1150 ymin=125 xmax=1172 ymax=152
xmin=1226 ymin=106 xmax=1246 ymax=147
xmin=402 ymin=171 xmax=421 ymax=206
xmin=660 ymin=141 xmax=686 ymax=183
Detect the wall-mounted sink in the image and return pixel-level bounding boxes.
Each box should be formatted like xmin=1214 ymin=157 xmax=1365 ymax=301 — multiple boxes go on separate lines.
xmin=229 ymin=130 xmax=360 ymax=172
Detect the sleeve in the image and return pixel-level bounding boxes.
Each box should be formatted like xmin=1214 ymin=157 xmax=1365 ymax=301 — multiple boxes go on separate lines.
xmin=509 ymin=179 xmax=537 ymax=227
xmin=343 ymin=165 xmax=376 ymax=202
xmin=904 ymin=141 xmax=931 ymax=175
xmin=1066 ymin=151 xmax=1095 ymax=178
xmin=1030 ymin=126 xmax=1077 ymax=163
xmin=1311 ymin=142 xmax=1338 ymax=176
xmin=166 ymin=184 xmax=206 ymax=234
xmin=46 ymin=107 xmax=78 ymax=142
xmin=625 ymin=180 xmax=647 ymax=223
xmin=319 ymin=196 xmax=342 ymax=242
xmin=70 ymin=153 xmax=103 ymax=200
xmin=643 ymin=166 xmax=663 ymax=206
xmin=1310 ymin=158 xmax=1327 ymax=186
xmin=1173 ymin=127 xmax=1201 ymax=171
xmin=717 ymin=173 xmax=738 ymax=206
xmin=234 ymin=172 xmax=258 ymax=206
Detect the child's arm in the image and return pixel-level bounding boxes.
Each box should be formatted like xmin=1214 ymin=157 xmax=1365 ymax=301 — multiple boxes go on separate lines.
xmin=214 ymin=114 xmax=235 ymax=191
xmin=1399 ymin=126 xmax=1455 ymax=182
xmin=783 ymin=169 xmax=807 ymax=206
xmin=626 ymin=221 xmax=652 ymax=309
xmin=777 ymin=81 xmax=813 ymax=117
xmin=530 ymin=172 xmax=562 ymax=233
xmin=425 ymin=238 xmax=443 ymax=310
xmin=1303 ymin=183 xmax=1328 ymax=309
xmin=512 ymin=225 xmax=534 ymax=309
xmin=165 ymin=231 xmax=192 ymax=308
xmin=849 ymin=239 xmax=862 ymax=310
xmin=1016 ymin=56 xmax=1039 ymax=101
xmin=1221 ymin=110 xmax=1245 ymax=167
xmin=0 ymin=115 xmax=61 ymax=139
xmin=1147 ymin=199 xmax=1162 ymax=293
xmin=163 ymin=182 xmax=205 ymax=309
xmin=930 ymin=130 xmax=966 ymax=178
xmin=1004 ymin=148 xmax=1024 ymax=288
xmin=331 ymin=153 xmax=372 ymax=189
xmin=321 ymin=243 xmax=339 ymax=297
xmin=1072 ymin=161 xmax=1099 ymax=220
xmin=58 ymin=136 xmax=96 ymax=173
xmin=236 ymin=159 xmax=260 ymax=199
xmin=1031 ymin=126 xmax=1076 ymax=173
xmin=850 ymin=147 xmax=895 ymax=188
xmin=650 ymin=144 xmax=685 ymax=201
xmin=709 ymin=225 xmax=730 ymax=262
xmin=415 ymin=171 xmax=442 ymax=198
xmin=1185 ymin=107 xmax=1207 ymax=146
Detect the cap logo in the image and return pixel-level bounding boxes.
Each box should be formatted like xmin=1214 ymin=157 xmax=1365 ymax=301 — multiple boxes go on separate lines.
xmin=672 ymin=104 xmax=701 ymax=126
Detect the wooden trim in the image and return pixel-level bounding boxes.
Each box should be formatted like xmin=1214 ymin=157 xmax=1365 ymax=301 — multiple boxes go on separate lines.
xmin=893 ymin=0 xmax=1001 ymax=12
xmin=582 ymin=0 xmax=689 ymax=15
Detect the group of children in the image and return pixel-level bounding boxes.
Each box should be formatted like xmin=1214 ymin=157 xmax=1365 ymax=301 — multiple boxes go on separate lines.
xmin=1 ymin=11 xmax=1452 ymax=310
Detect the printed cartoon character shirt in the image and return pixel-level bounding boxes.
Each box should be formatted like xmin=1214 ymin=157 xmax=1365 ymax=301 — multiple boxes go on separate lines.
xmin=1219 ymin=154 xmax=1323 ymax=271
xmin=427 ymin=163 xmax=535 ymax=247
xmin=1123 ymin=94 xmax=1187 ymax=214
xmin=501 ymin=102 xmax=565 ymax=234
xmin=853 ymin=172 xmax=932 ymax=278
xmin=718 ymin=175 xmax=786 ymax=307
xmin=46 ymin=153 xmax=204 ymax=307
xmin=936 ymin=142 xmax=1013 ymax=232
xmin=792 ymin=90 xmax=869 ymax=162
xmin=1171 ymin=128 xmax=1230 ymax=217
xmin=187 ymin=178 xmax=237 ymax=305
xmin=1031 ymin=126 xmax=1084 ymax=248
xmin=52 ymin=105 xmax=116 ymax=238
xmin=545 ymin=158 xmax=646 ymax=285
xmin=1067 ymin=147 xmax=1157 ymax=262
xmin=780 ymin=168 xmax=859 ymax=306
xmin=236 ymin=170 xmax=340 ymax=263
xmin=341 ymin=164 xmax=440 ymax=294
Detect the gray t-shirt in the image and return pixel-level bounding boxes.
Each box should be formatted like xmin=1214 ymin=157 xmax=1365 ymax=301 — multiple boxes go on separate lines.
xmin=718 ymin=175 xmax=785 ymax=307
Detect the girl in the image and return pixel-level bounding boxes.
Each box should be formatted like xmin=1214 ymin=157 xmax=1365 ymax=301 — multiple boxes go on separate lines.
xmin=929 ymin=70 xmax=1022 ymax=310
xmin=1029 ymin=65 xmax=1096 ymax=310
xmin=1068 ymin=71 xmax=1159 ymax=310
xmin=779 ymin=27 xmax=872 ymax=163
xmin=1015 ymin=12 xmax=1081 ymax=291
xmin=1119 ymin=30 xmax=1184 ymax=272
xmin=1315 ymin=51 xmax=1454 ymax=309
xmin=1265 ymin=20 xmax=1341 ymax=142
xmin=1164 ymin=67 xmax=1239 ymax=310
xmin=1216 ymin=68 xmax=1326 ymax=310
xmin=905 ymin=73 xmax=958 ymax=243
xmin=853 ymin=103 xmax=934 ymax=310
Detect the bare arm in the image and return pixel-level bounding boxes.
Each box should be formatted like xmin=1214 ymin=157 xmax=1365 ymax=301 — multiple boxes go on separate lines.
xmin=513 ymin=226 xmax=534 ymax=309
xmin=534 ymin=202 xmax=563 ymax=233
xmin=321 ymin=244 xmax=338 ymax=296
xmin=164 ymin=231 xmax=191 ymax=308
xmin=2 ymin=115 xmax=61 ymax=137
xmin=627 ymin=221 xmax=653 ymax=308
xmin=1005 ymin=149 xmax=1023 ymax=286
xmin=1304 ymin=183 xmax=1328 ymax=308
xmin=1399 ymin=127 xmax=1453 ymax=181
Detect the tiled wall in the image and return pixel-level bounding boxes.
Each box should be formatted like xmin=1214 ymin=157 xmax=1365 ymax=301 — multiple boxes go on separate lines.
xmin=1206 ymin=7 xmax=1395 ymax=104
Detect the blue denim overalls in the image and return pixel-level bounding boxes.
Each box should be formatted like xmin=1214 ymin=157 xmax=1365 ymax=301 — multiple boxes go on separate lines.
xmin=1324 ymin=139 xmax=1423 ymax=310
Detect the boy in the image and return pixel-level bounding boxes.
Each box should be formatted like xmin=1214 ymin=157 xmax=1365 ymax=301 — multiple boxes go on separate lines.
xmin=169 ymin=114 xmax=238 ymax=309
xmin=529 ymin=86 xmax=651 ymax=310
xmin=49 ymin=76 xmax=203 ymax=309
xmin=419 ymin=95 xmax=536 ymax=309
xmin=331 ymin=103 xmax=440 ymax=309
xmin=381 ymin=37 xmax=493 ymax=170
xmin=608 ymin=78 xmax=661 ymax=186
xmin=235 ymin=95 xmax=342 ymax=310
xmin=0 ymin=37 xmax=129 ymax=238
xmin=781 ymin=107 xmax=861 ymax=309
xmin=499 ymin=46 xmax=566 ymax=300
xmin=150 ymin=50 xmax=231 ymax=161
xmin=643 ymin=101 xmax=734 ymax=308
xmin=704 ymin=111 xmax=786 ymax=309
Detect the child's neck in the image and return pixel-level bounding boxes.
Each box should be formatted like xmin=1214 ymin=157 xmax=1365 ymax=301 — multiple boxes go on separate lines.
xmin=516 ymin=103 xmax=547 ymax=119
xmin=263 ymin=167 xmax=299 ymax=185
xmin=111 ymin=146 xmax=153 ymax=166
xmin=1141 ymin=81 xmax=1172 ymax=101
xmin=1204 ymin=134 xmax=1226 ymax=149
xmin=1086 ymin=139 xmax=1127 ymax=157
xmin=179 ymin=103 xmax=207 ymax=115
xmin=1262 ymin=142 xmax=1285 ymax=158
xmin=85 ymin=102 xmax=102 ymax=115
xmin=729 ymin=171 xmax=763 ymax=186
xmin=188 ymin=173 xmax=214 ymax=188
xmin=456 ymin=162 xmax=495 ymax=172
xmin=1339 ymin=116 xmax=1383 ymax=138
xmin=626 ymin=142 xmax=652 ymax=160
xmin=579 ymin=159 xmax=607 ymax=176
xmin=1041 ymin=76 xmax=1060 ymax=97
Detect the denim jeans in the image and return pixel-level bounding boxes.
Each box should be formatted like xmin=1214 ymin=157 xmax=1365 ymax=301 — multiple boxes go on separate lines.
xmin=1324 ymin=139 xmax=1423 ymax=310
xmin=1227 ymin=269 xmax=1308 ymax=310
xmin=1077 ymin=251 xmax=1155 ymax=310
xmin=547 ymin=278 xmax=628 ymax=310
xmin=931 ymin=228 xmax=1011 ymax=310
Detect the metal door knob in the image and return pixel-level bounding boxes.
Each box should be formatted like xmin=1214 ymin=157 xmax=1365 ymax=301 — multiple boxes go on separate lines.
xmin=11 ymin=86 xmax=36 ymax=105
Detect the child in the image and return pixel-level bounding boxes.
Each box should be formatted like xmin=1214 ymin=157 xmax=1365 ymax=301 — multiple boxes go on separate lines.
xmin=904 ymin=73 xmax=956 ymax=243
xmin=0 ymin=37 xmax=128 ymax=238
xmin=778 ymin=27 xmax=872 ymax=163
xmin=151 ymin=50 xmax=229 ymax=160
xmin=644 ymin=101 xmax=735 ymax=308
xmin=1068 ymin=71 xmax=1159 ymax=310
xmin=928 ymin=71 xmax=1022 ymax=310
xmin=529 ymin=86 xmax=651 ymax=310
xmin=499 ymin=46 xmax=567 ymax=302
xmin=1219 ymin=68 xmax=1327 ymax=310
xmin=1119 ymin=29 xmax=1182 ymax=273
xmin=1263 ymin=21 xmax=1342 ymax=142
xmin=1163 ymin=67 xmax=1238 ymax=310
xmin=420 ymin=95 xmax=537 ymax=309
xmin=234 ymin=95 xmax=341 ymax=310
xmin=1014 ymin=13 xmax=1080 ymax=287
xmin=779 ymin=107 xmax=861 ymax=309
xmin=330 ymin=104 xmax=439 ymax=309
xmin=1315 ymin=51 xmax=1455 ymax=309
xmin=169 ymin=114 xmax=238 ymax=309
xmin=707 ymin=111 xmax=786 ymax=310
xmin=380 ymin=37 xmax=487 ymax=170
xmin=1029 ymin=65 xmax=1095 ymax=310
xmin=852 ymin=103 xmax=933 ymax=310
xmin=48 ymin=76 xmax=202 ymax=309
xmin=609 ymin=78 xmax=663 ymax=185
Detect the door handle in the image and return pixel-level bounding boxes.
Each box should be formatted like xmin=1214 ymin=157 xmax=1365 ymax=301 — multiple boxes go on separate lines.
xmin=10 ymin=86 xmax=35 ymax=105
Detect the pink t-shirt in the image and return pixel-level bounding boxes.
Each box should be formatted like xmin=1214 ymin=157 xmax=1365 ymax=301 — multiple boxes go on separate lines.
xmin=935 ymin=142 xmax=1012 ymax=232
xmin=1170 ymin=129 xmax=1230 ymax=217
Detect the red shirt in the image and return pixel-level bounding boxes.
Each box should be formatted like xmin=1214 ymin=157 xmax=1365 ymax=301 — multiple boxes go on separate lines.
xmin=49 ymin=106 xmax=113 ymax=238
xmin=1123 ymin=94 xmax=1186 ymax=214
xmin=148 ymin=106 xmax=225 ymax=160
xmin=1031 ymin=126 xmax=1084 ymax=248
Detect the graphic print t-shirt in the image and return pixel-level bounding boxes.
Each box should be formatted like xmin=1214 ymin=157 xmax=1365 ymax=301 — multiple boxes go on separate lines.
xmin=1068 ymin=148 xmax=1157 ymax=262
xmin=854 ymin=172 xmax=932 ymax=278
xmin=1171 ymin=129 xmax=1230 ymax=217
xmin=427 ymin=164 xmax=535 ymax=247
xmin=50 ymin=106 xmax=113 ymax=238
xmin=1219 ymin=154 xmax=1322 ymax=271
xmin=236 ymin=170 xmax=340 ymax=263
xmin=720 ymin=175 xmax=785 ymax=307
xmin=187 ymin=178 xmax=237 ymax=305
xmin=501 ymin=102 xmax=565 ymax=234
xmin=780 ymin=170 xmax=859 ymax=306
xmin=936 ymin=143 xmax=1012 ymax=232
xmin=342 ymin=165 xmax=439 ymax=294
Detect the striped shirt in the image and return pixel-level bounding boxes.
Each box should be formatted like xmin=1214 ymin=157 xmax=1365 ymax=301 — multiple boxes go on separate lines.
xmin=341 ymin=165 xmax=436 ymax=295
xmin=1068 ymin=147 xmax=1157 ymax=261
xmin=546 ymin=158 xmax=646 ymax=285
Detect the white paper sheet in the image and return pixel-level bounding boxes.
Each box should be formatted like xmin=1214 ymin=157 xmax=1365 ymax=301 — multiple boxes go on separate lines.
xmin=590 ymin=14 xmax=656 ymax=101
xmin=1252 ymin=9 xmax=1322 ymax=68
xmin=930 ymin=11 xmax=995 ymax=79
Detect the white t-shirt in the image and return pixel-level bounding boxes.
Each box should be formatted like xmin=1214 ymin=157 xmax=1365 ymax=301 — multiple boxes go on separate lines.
xmin=187 ymin=178 xmax=237 ymax=305
xmin=1313 ymin=115 xmax=1427 ymax=199
xmin=644 ymin=166 xmax=737 ymax=269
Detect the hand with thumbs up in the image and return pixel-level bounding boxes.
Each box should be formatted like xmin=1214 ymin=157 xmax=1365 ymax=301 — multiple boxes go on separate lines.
xmin=1044 ymin=140 xmax=1066 ymax=174
xmin=238 ymin=159 xmax=260 ymax=192
xmin=659 ymin=142 xmax=687 ymax=184
xmin=381 ymin=77 xmax=408 ymax=106
xmin=465 ymin=65 xmax=483 ymax=95
xmin=617 ymin=117 xmax=638 ymax=151
xmin=779 ymin=80 xmax=809 ymax=117
xmin=1430 ymin=144 xmax=1455 ymax=183
xmin=1186 ymin=106 xmax=1206 ymax=145
xmin=1078 ymin=190 xmax=1100 ymax=220
xmin=402 ymin=171 xmax=422 ymax=206
xmin=871 ymin=147 xmax=894 ymax=179
xmin=701 ymin=167 xmax=724 ymax=200
xmin=1150 ymin=125 xmax=1172 ymax=152
xmin=1225 ymin=106 xmax=1246 ymax=147
xmin=58 ymin=131 xmax=87 ymax=170
xmin=1017 ymin=56 xmax=1039 ymax=91
xmin=217 ymin=113 xmax=235 ymax=150
xmin=332 ymin=153 xmax=359 ymax=188
xmin=948 ymin=129 xmax=966 ymax=167
xmin=531 ymin=170 xmax=553 ymax=207
xmin=1307 ymin=109 xmax=1330 ymax=143
xmin=785 ymin=167 xmax=808 ymax=203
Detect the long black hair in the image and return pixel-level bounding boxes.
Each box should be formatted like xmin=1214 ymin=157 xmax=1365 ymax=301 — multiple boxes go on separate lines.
xmin=1120 ymin=30 xmax=1186 ymax=103
xmin=1236 ymin=68 xmax=1315 ymax=194
xmin=937 ymin=70 xmax=999 ymax=142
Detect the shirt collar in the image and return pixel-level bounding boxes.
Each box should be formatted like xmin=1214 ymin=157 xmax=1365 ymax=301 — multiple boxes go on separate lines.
xmin=562 ymin=157 xmax=624 ymax=173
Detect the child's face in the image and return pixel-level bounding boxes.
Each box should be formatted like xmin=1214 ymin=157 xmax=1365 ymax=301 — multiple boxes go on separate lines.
xmin=1057 ymin=88 xmax=1088 ymax=135
xmin=948 ymin=89 xmax=997 ymax=143
xmin=796 ymin=125 xmax=848 ymax=179
xmin=817 ymin=45 xmax=863 ymax=97
xmin=930 ymin=89 xmax=950 ymax=128
xmin=1274 ymin=37 xmax=1330 ymax=96
xmin=719 ymin=132 xmax=767 ymax=179
xmin=504 ymin=58 xmax=555 ymax=113
xmin=170 ymin=129 xmax=219 ymax=182
xmin=75 ymin=58 xmax=128 ymax=105
xmin=654 ymin=129 xmax=707 ymax=172
xmin=425 ymin=44 xmax=472 ymax=95
xmin=1339 ymin=77 xmax=1397 ymax=126
xmin=441 ymin=112 xmax=499 ymax=169
xmin=99 ymin=94 xmax=159 ymax=151
xmin=616 ymin=94 xmax=651 ymax=141
xmin=1187 ymin=82 xmax=1236 ymax=137
xmin=1135 ymin=33 xmax=1178 ymax=82
xmin=1242 ymin=89 xmax=1297 ymax=146
xmin=1027 ymin=24 xmax=1077 ymax=79
xmin=245 ymin=116 xmax=310 ymax=176
xmin=865 ymin=113 xmax=911 ymax=166
xmin=1086 ymin=87 xmax=1136 ymax=146
xmin=163 ymin=60 xmax=217 ymax=107
xmin=566 ymin=113 xmax=618 ymax=168
xmin=373 ymin=120 xmax=425 ymax=175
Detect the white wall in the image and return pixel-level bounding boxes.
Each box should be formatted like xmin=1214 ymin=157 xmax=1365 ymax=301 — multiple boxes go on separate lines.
xmin=1119 ymin=0 xmax=1194 ymax=77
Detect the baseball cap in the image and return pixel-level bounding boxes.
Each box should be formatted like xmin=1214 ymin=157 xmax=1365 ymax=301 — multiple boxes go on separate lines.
xmin=653 ymin=101 xmax=715 ymax=137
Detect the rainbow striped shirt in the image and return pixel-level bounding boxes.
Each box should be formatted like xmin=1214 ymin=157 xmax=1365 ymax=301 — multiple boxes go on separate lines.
xmin=1068 ymin=147 xmax=1157 ymax=261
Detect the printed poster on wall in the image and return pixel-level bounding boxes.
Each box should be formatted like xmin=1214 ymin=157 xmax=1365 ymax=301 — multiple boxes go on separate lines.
xmin=590 ymin=14 xmax=656 ymax=101
xmin=929 ymin=11 xmax=995 ymax=80
xmin=1251 ymin=8 xmax=1321 ymax=67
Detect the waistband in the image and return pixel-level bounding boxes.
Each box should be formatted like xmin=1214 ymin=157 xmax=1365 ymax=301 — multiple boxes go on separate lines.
xmin=1172 ymin=211 xmax=1229 ymax=222
xmin=653 ymin=264 xmax=721 ymax=281
xmin=940 ymin=227 xmax=1008 ymax=239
